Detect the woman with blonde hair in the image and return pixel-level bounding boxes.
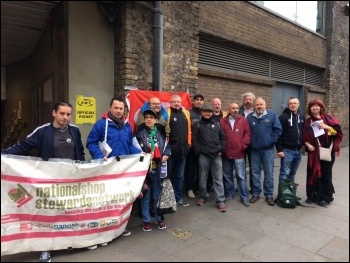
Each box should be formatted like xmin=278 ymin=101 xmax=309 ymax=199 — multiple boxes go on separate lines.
xmin=303 ymin=99 xmax=343 ymax=207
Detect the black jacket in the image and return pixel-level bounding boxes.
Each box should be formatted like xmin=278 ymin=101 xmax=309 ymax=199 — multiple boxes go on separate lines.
xmin=168 ymin=107 xmax=190 ymax=158
xmin=192 ymin=117 xmax=226 ymax=158
xmin=275 ymin=107 xmax=305 ymax=152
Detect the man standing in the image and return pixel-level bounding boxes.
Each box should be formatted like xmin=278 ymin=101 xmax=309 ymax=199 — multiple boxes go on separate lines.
xmin=185 ymin=93 xmax=204 ymax=199
xmin=239 ymin=92 xmax=256 ymax=194
xmin=220 ymin=102 xmax=251 ymax=206
xmin=192 ymin=104 xmax=227 ymax=212
xmin=212 ymin=97 xmax=227 ymax=122
xmin=275 ymin=97 xmax=305 ymax=199
xmin=86 ymin=97 xmax=141 ymax=238
xmin=246 ymin=97 xmax=282 ymax=206
xmin=167 ymin=94 xmax=191 ymax=206
xmin=2 ymin=102 xmax=85 ymax=263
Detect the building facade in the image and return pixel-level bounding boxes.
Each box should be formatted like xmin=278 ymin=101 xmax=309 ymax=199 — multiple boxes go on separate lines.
xmin=1 ymin=1 xmax=348 ymax=155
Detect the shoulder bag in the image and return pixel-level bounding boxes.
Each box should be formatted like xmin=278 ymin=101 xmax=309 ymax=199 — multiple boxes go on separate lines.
xmin=317 ymin=138 xmax=333 ymax=162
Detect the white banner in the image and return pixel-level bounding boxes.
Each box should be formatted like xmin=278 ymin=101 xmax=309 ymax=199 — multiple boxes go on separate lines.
xmin=1 ymin=154 xmax=151 ymax=256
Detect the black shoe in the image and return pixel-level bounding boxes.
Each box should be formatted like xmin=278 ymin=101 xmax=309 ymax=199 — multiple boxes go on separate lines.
xmin=305 ymin=198 xmax=313 ymax=204
xmin=318 ymin=201 xmax=329 ymax=207
xmin=296 ymin=196 xmax=302 ymax=201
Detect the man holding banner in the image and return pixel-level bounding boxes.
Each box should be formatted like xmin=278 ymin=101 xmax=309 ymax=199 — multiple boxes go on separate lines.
xmin=1 ymin=101 xmax=85 ymax=262
xmin=86 ymin=96 xmax=141 ymax=240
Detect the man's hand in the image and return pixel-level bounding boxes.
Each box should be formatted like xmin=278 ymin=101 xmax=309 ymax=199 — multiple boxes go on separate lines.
xmin=277 ymin=151 xmax=284 ymax=158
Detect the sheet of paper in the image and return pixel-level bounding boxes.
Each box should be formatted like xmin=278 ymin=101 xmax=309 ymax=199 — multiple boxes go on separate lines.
xmin=310 ymin=120 xmax=325 ymax=137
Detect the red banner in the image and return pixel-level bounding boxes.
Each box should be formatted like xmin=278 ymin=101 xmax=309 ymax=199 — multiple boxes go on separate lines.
xmin=126 ymin=90 xmax=192 ymax=132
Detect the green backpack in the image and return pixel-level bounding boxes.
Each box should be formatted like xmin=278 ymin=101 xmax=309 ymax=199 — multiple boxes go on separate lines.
xmin=275 ymin=179 xmax=297 ymax=208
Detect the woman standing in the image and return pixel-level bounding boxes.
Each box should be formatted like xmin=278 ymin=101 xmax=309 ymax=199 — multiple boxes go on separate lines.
xmin=303 ymin=99 xmax=343 ymax=207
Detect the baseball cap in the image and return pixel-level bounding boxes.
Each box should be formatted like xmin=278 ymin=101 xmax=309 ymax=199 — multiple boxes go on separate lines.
xmin=193 ymin=94 xmax=204 ymax=100
xmin=200 ymin=104 xmax=213 ymax=112
xmin=143 ymin=109 xmax=157 ymax=118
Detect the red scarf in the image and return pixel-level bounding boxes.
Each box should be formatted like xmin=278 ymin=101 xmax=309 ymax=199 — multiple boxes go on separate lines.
xmin=303 ymin=113 xmax=343 ymax=185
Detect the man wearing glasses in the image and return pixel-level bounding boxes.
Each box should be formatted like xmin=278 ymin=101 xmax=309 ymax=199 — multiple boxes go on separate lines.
xmin=136 ymin=97 xmax=170 ymax=137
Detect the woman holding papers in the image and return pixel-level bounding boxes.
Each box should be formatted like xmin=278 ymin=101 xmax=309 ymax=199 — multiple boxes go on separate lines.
xmin=303 ymin=99 xmax=343 ymax=207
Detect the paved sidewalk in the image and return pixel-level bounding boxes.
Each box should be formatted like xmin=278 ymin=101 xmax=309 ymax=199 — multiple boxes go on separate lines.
xmin=2 ymin=147 xmax=349 ymax=262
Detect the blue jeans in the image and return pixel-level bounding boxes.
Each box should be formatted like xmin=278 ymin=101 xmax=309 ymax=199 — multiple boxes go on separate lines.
xmin=168 ymin=156 xmax=187 ymax=202
xmin=250 ymin=148 xmax=275 ymax=198
xmin=279 ymin=149 xmax=302 ymax=182
xmin=222 ymin=157 xmax=249 ymax=203
xmin=198 ymin=154 xmax=225 ymax=204
xmin=140 ymin=170 xmax=162 ymax=223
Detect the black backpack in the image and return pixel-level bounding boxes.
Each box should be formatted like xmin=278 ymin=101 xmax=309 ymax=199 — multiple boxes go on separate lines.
xmin=275 ymin=179 xmax=298 ymax=208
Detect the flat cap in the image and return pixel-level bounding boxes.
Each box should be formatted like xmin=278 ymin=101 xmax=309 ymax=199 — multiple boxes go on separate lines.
xmin=200 ymin=104 xmax=213 ymax=112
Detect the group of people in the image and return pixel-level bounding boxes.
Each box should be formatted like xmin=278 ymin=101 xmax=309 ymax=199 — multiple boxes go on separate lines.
xmin=2 ymin=92 xmax=343 ymax=262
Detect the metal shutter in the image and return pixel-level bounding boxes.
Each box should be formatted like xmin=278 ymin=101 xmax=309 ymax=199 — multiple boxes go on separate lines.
xmin=199 ymin=37 xmax=323 ymax=87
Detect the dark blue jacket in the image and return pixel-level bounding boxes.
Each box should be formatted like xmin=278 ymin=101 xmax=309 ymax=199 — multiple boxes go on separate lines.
xmin=247 ymin=110 xmax=282 ymax=150
xmin=2 ymin=123 xmax=85 ymax=161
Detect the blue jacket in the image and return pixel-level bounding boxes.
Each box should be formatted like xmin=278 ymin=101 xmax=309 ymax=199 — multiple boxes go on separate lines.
xmin=2 ymin=123 xmax=85 ymax=161
xmin=140 ymin=102 xmax=168 ymax=121
xmin=86 ymin=112 xmax=141 ymax=159
xmin=247 ymin=109 xmax=282 ymax=150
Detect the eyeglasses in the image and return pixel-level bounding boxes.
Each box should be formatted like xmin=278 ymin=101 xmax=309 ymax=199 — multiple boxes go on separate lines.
xmin=150 ymin=103 xmax=161 ymax=106
xmin=144 ymin=116 xmax=156 ymax=119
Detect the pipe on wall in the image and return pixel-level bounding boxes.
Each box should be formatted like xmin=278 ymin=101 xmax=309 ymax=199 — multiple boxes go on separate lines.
xmin=152 ymin=1 xmax=163 ymax=91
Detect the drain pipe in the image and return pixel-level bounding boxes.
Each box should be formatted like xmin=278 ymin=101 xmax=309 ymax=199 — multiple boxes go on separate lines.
xmin=152 ymin=1 xmax=163 ymax=91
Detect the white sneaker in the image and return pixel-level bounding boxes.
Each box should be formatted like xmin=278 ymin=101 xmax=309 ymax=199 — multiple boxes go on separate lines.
xmin=188 ymin=190 xmax=195 ymax=199
xmin=87 ymin=245 xmax=98 ymax=250
xmin=100 ymin=242 xmax=108 ymax=247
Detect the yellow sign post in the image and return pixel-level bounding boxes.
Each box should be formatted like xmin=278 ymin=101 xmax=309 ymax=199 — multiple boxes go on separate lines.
xmin=76 ymin=95 xmax=96 ymax=124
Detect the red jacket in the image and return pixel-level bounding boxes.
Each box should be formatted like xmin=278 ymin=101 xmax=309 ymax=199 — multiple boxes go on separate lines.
xmin=220 ymin=115 xmax=251 ymax=159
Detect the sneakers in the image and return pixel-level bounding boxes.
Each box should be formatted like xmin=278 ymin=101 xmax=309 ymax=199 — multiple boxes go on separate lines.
xmin=188 ymin=190 xmax=195 ymax=199
xmin=87 ymin=245 xmax=98 ymax=250
xmin=143 ymin=222 xmax=152 ymax=232
xmin=266 ymin=197 xmax=275 ymax=206
xmin=122 ymin=229 xmax=131 ymax=236
xmin=196 ymin=198 xmax=205 ymax=206
xmin=218 ymin=204 xmax=227 ymax=212
xmin=249 ymin=195 xmax=260 ymax=203
xmin=100 ymin=242 xmax=108 ymax=247
xmin=39 ymin=251 xmax=51 ymax=262
xmin=177 ymin=199 xmax=189 ymax=206
xmin=156 ymin=221 xmax=167 ymax=230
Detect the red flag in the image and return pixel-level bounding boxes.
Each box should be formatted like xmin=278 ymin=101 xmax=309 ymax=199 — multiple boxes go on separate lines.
xmin=126 ymin=90 xmax=192 ymax=133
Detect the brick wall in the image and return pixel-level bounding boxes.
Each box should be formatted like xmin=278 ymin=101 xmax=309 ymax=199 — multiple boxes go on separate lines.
xmin=114 ymin=1 xmax=199 ymax=98
xmin=324 ymin=1 xmax=349 ymax=147
xmin=197 ymin=69 xmax=274 ymax=108
xmin=199 ymin=1 xmax=326 ymax=68
xmin=113 ymin=1 xmax=348 ymax=145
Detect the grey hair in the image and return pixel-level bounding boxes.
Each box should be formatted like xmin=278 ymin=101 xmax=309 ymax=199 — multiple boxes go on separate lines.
xmin=241 ymin=92 xmax=256 ymax=101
